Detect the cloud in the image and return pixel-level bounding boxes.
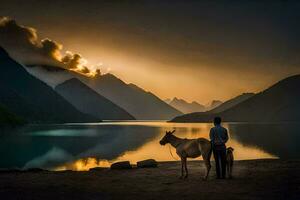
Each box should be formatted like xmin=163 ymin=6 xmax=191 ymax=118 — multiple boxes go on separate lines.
xmin=62 ymin=51 xmax=82 ymax=69
xmin=40 ymin=38 xmax=62 ymax=60
xmin=0 ymin=16 xmax=100 ymax=76
xmin=0 ymin=17 xmax=38 ymax=47
xmin=0 ymin=17 xmax=62 ymax=65
xmin=95 ymin=69 xmax=101 ymax=76
xmin=61 ymin=51 xmax=103 ymax=76
xmin=79 ymin=66 xmax=91 ymax=74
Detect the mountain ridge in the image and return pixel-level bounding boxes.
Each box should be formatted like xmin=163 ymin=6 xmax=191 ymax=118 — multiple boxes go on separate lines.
xmin=55 ymin=78 xmax=135 ymax=120
xmin=166 ymin=97 xmax=206 ymax=113
xmin=171 ymin=75 xmax=300 ymax=122
xmin=208 ymin=93 xmax=255 ymax=114
xmin=83 ymin=73 xmax=182 ymax=120
xmin=0 ymin=46 xmax=97 ymax=123
xmin=25 ymin=65 xmax=182 ymax=120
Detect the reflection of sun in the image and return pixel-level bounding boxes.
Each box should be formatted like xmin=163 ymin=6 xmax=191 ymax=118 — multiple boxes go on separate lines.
xmin=225 ymin=140 xmax=277 ymax=160
xmin=55 ymin=158 xmax=111 ymax=171
xmin=56 ymin=139 xmax=276 ymax=171
xmin=55 ymin=122 xmax=277 ymax=171
xmin=113 ymin=138 xmax=277 ymax=162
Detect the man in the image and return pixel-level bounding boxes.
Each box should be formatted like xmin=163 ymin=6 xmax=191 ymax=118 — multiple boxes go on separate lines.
xmin=209 ymin=117 xmax=228 ymax=179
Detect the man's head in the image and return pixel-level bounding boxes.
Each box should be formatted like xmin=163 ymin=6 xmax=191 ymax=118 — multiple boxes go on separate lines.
xmin=214 ymin=117 xmax=222 ymax=126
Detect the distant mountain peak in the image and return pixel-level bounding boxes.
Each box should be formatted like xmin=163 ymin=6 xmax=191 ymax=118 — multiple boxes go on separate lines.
xmin=167 ymin=97 xmax=225 ymax=113
xmin=101 ymin=73 xmax=118 ymax=79
xmin=98 ymin=73 xmax=126 ymax=84
xmin=208 ymin=93 xmax=254 ymax=113
xmin=171 ymin=97 xmax=184 ymax=103
xmin=164 ymin=98 xmax=172 ymax=104
xmin=61 ymin=77 xmax=83 ymax=85
xmin=171 ymin=75 xmax=300 ymax=122
xmin=167 ymin=97 xmax=205 ymax=114
xmin=55 ymin=78 xmax=135 ymax=120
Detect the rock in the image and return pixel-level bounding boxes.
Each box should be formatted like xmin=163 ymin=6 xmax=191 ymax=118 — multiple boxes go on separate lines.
xmin=137 ymin=159 xmax=158 ymax=168
xmin=89 ymin=167 xmax=107 ymax=172
xmin=58 ymin=170 xmax=73 ymax=173
xmin=24 ymin=168 xmax=47 ymax=172
xmin=110 ymin=161 xmax=132 ymax=169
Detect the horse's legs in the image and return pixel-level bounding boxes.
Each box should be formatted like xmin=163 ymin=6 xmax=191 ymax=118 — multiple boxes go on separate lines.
xmin=184 ymin=157 xmax=188 ymax=178
xmin=180 ymin=157 xmax=184 ymax=178
xmin=203 ymin=158 xmax=211 ymax=180
xmin=202 ymin=151 xmax=211 ymax=180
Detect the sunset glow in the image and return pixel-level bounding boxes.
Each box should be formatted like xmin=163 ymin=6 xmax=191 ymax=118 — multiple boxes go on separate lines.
xmin=1 ymin=1 xmax=300 ymax=103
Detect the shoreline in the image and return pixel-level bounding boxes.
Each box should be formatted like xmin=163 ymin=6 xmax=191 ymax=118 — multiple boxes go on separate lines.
xmin=0 ymin=159 xmax=299 ymax=199
xmin=0 ymin=158 xmax=279 ymax=172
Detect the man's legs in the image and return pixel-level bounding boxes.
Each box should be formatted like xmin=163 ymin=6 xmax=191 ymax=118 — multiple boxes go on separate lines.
xmin=213 ymin=149 xmax=221 ymax=178
xmin=220 ymin=148 xmax=227 ymax=179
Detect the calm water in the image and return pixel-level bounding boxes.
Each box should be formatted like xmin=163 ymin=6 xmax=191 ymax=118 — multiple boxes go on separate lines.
xmin=1 ymin=121 xmax=300 ymax=171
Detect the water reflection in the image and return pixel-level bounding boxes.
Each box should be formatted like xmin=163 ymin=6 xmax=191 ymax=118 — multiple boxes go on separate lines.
xmin=1 ymin=122 xmax=298 ymax=171
xmin=228 ymin=123 xmax=300 ymax=159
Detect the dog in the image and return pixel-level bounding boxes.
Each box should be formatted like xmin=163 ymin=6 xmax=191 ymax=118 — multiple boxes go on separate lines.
xmin=226 ymin=147 xmax=234 ymax=178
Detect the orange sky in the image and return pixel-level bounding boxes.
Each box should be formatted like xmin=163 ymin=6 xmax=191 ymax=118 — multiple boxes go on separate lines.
xmin=1 ymin=1 xmax=300 ymax=103
xmin=57 ymin=40 xmax=296 ymax=104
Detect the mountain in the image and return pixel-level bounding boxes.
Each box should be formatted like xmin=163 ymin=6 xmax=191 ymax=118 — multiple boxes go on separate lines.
xmin=206 ymin=100 xmax=223 ymax=111
xmin=167 ymin=97 xmax=206 ymax=113
xmin=170 ymin=93 xmax=253 ymax=122
xmin=164 ymin=98 xmax=172 ymax=104
xmin=55 ymin=78 xmax=135 ymax=120
xmin=26 ymin=64 xmax=73 ymax=88
xmin=171 ymin=75 xmax=300 ymax=122
xmin=208 ymin=93 xmax=255 ymax=113
xmin=0 ymin=104 xmax=23 ymax=126
xmin=80 ymin=74 xmax=183 ymax=120
xmin=25 ymin=65 xmax=182 ymax=120
xmin=0 ymin=46 xmax=97 ymax=123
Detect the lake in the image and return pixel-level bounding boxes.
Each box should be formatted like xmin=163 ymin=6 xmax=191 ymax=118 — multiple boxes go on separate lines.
xmin=1 ymin=121 xmax=300 ymax=171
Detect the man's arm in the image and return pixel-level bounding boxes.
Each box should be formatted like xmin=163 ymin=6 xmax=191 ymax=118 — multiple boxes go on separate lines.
xmin=209 ymin=128 xmax=214 ymax=142
xmin=223 ymin=128 xmax=229 ymax=143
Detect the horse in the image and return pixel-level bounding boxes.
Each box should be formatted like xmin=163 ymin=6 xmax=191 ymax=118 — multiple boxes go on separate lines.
xmin=159 ymin=130 xmax=212 ymax=180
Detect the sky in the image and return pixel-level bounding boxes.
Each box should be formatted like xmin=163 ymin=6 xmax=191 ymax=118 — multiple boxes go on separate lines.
xmin=1 ymin=0 xmax=300 ymax=104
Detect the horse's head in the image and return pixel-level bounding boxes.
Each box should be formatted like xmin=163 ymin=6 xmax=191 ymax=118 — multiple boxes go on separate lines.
xmin=159 ymin=130 xmax=175 ymax=145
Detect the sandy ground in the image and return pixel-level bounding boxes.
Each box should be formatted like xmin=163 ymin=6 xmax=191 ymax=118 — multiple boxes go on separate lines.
xmin=0 ymin=159 xmax=299 ymax=200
